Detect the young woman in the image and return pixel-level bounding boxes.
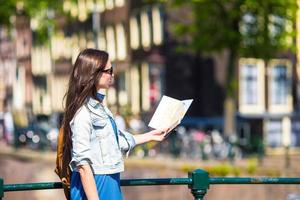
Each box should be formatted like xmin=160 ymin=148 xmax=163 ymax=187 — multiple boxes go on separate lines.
xmin=62 ymin=49 xmax=168 ymax=200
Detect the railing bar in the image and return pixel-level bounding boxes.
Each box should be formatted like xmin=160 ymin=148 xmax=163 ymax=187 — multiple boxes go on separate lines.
xmin=3 ymin=178 xmax=192 ymax=191
xmin=3 ymin=177 xmax=300 ymax=192
xmin=210 ymin=177 xmax=300 ymax=184
xmin=4 ymin=182 xmax=63 ymax=192
xmin=121 ymin=178 xmax=192 ymax=186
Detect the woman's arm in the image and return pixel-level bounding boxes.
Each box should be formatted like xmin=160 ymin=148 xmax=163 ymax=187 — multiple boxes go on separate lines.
xmin=78 ymin=165 xmax=99 ymax=200
xmin=133 ymin=129 xmax=169 ymax=145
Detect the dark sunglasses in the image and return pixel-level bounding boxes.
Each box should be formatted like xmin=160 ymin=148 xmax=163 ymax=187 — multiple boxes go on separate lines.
xmin=101 ymin=65 xmax=114 ymax=75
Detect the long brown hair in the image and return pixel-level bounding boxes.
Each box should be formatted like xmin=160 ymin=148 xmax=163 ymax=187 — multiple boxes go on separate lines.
xmin=62 ymin=48 xmax=109 ymax=149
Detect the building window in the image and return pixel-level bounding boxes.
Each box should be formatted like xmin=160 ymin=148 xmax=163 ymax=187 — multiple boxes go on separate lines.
xmin=238 ymin=58 xmax=265 ymax=114
xmin=95 ymin=0 xmax=105 ymax=12
xmin=291 ymin=119 xmax=300 ymax=147
xmin=268 ymin=59 xmax=292 ymax=113
xmin=106 ymin=26 xmax=116 ymax=61
xmin=116 ymin=23 xmax=127 ymax=60
xmin=86 ymin=31 xmax=95 ymax=48
xmin=31 ymin=46 xmax=51 ymax=75
xmin=115 ymin=0 xmax=124 ymax=7
xmin=152 ymin=6 xmax=163 ymax=45
xmin=266 ymin=119 xmax=282 ymax=148
xmin=141 ymin=62 xmax=150 ymax=111
xmin=98 ymin=31 xmax=106 ymax=51
xmin=130 ymin=16 xmax=140 ymax=49
xmin=71 ymin=34 xmax=80 ymax=64
xmin=78 ymin=0 xmax=88 ymax=21
xmin=270 ymin=64 xmax=288 ymax=104
xmin=130 ymin=65 xmax=140 ymax=114
xmin=78 ymin=32 xmax=87 ymax=49
xmin=149 ymin=63 xmax=163 ymax=106
xmin=141 ymin=10 xmax=151 ymax=49
xmin=241 ymin=64 xmax=258 ymax=104
xmin=105 ymin=0 xmax=114 ymax=10
xmin=117 ymin=72 xmax=128 ymax=106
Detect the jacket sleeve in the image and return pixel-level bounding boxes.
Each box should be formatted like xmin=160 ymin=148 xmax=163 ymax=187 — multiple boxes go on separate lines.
xmin=69 ymin=108 xmax=93 ymax=170
xmin=118 ymin=129 xmax=136 ymax=157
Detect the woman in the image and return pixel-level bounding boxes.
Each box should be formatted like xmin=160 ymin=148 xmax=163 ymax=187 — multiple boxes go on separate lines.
xmin=62 ymin=49 xmax=168 ymax=200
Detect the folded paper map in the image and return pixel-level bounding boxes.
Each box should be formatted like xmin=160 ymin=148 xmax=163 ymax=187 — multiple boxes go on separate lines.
xmin=148 ymin=95 xmax=193 ymax=131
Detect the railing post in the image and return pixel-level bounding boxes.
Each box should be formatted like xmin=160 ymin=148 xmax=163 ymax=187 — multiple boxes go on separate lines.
xmin=0 ymin=178 xmax=3 ymax=200
xmin=188 ymin=169 xmax=209 ymax=200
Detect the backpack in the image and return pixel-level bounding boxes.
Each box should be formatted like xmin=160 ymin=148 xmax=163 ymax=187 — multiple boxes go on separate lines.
xmin=54 ymin=127 xmax=71 ymax=200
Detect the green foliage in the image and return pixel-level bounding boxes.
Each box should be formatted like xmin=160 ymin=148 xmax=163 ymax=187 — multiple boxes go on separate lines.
xmin=171 ymin=0 xmax=297 ymax=57
xmin=0 ymin=0 xmax=72 ymax=44
xmin=170 ymin=0 xmax=297 ymax=97
xmin=246 ymin=158 xmax=258 ymax=175
xmin=0 ymin=0 xmax=16 ymax=25
xmin=181 ymin=164 xmax=242 ymax=176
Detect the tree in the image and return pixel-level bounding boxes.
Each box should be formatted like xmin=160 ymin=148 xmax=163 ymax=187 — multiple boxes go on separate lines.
xmin=170 ymin=0 xmax=297 ymax=134
xmin=0 ymin=0 xmax=71 ymax=44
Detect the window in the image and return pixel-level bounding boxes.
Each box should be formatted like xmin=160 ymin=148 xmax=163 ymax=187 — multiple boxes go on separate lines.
xmin=71 ymin=34 xmax=80 ymax=64
xmin=97 ymin=31 xmax=106 ymax=51
xmin=78 ymin=0 xmax=88 ymax=21
xmin=105 ymin=0 xmax=114 ymax=10
xmin=268 ymin=59 xmax=292 ymax=113
xmin=266 ymin=120 xmax=282 ymax=148
xmin=31 ymin=46 xmax=51 ymax=75
xmin=79 ymin=32 xmax=87 ymax=49
xmin=95 ymin=0 xmax=105 ymax=12
xmin=130 ymin=16 xmax=140 ymax=49
xmin=86 ymin=32 xmax=95 ymax=48
xmin=291 ymin=120 xmax=300 ymax=147
xmin=106 ymin=26 xmax=116 ymax=60
xmin=130 ymin=65 xmax=140 ymax=114
xmin=117 ymin=72 xmax=128 ymax=106
xmin=116 ymin=23 xmax=127 ymax=60
xmin=141 ymin=10 xmax=151 ymax=49
xmin=239 ymin=58 xmax=265 ymax=114
xmin=115 ymin=0 xmax=125 ymax=7
xmin=152 ymin=6 xmax=163 ymax=45
xmin=241 ymin=64 xmax=258 ymax=104
xmin=141 ymin=62 xmax=150 ymax=111
xmin=270 ymin=64 xmax=288 ymax=104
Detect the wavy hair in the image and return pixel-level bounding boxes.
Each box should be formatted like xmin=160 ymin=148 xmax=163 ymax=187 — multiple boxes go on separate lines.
xmin=62 ymin=48 xmax=109 ymax=150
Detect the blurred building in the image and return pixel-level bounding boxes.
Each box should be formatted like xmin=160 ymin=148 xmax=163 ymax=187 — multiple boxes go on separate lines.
xmin=99 ymin=0 xmax=166 ymax=117
xmin=99 ymin=0 xmax=226 ymax=124
xmin=236 ymin=6 xmax=300 ymax=153
xmin=237 ymin=57 xmax=299 ymax=153
xmin=1 ymin=0 xmax=299 ymax=154
xmin=13 ymin=15 xmax=33 ymax=127
xmin=0 ymin=16 xmax=34 ymax=131
xmin=28 ymin=0 xmax=227 ymax=128
xmin=0 ymin=27 xmax=16 ymax=113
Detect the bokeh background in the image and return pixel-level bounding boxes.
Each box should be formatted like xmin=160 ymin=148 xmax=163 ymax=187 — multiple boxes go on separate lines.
xmin=0 ymin=0 xmax=300 ymax=199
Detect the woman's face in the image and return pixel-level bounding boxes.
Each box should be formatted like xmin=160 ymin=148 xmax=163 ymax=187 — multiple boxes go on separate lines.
xmin=96 ymin=59 xmax=114 ymax=90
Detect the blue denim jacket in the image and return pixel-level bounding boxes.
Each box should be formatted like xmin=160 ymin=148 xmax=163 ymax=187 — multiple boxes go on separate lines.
xmin=69 ymin=97 xmax=136 ymax=174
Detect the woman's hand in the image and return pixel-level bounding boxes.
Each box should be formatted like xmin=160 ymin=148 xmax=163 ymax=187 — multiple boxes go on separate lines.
xmin=147 ymin=128 xmax=170 ymax=142
xmin=133 ymin=128 xmax=170 ymax=145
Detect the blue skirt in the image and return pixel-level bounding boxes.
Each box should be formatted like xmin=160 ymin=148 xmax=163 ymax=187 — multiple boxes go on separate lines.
xmin=70 ymin=171 xmax=123 ymax=200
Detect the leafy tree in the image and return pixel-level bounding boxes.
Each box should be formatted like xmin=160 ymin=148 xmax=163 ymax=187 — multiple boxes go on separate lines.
xmin=0 ymin=0 xmax=73 ymax=44
xmin=171 ymin=0 xmax=297 ymax=98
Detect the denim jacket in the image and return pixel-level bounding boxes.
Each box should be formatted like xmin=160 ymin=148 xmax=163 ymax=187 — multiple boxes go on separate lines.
xmin=69 ymin=97 xmax=136 ymax=174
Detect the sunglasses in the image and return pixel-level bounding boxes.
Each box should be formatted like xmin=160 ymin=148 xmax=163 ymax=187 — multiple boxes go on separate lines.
xmin=101 ymin=65 xmax=114 ymax=75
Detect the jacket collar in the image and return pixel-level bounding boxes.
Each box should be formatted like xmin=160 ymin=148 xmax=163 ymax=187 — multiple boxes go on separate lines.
xmin=86 ymin=97 xmax=113 ymax=118
xmin=87 ymin=96 xmax=101 ymax=109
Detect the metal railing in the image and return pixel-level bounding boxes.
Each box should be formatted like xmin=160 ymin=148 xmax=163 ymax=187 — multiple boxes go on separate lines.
xmin=1 ymin=169 xmax=300 ymax=200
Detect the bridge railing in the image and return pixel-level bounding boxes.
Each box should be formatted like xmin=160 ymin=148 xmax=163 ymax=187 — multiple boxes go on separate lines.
xmin=1 ymin=169 xmax=300 ymax=200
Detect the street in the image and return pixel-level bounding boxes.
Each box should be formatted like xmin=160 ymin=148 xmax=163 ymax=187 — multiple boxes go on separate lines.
xmin=1 ymin=149 xmax=300 ymax=200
